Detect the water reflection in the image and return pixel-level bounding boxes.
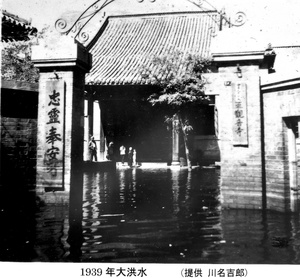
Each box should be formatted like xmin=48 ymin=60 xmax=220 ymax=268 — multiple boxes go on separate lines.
xmin=220 ymin=209 xmax=300 ymax=264
xmin=79 ymin=168 xmax=300 ymax=263
xmin=67 ymin=168 xmax=84 ymax=261
xmin=1 ymin=168 xmax=300 ymax=263
xmin=81 ymin=168 xmax=223 ymax=263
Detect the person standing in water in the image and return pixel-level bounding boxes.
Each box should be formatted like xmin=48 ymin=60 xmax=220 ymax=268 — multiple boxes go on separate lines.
xmin=133 ymin=149 xmax=137 ymax=166
xmin=107 ymin=141 xmax=114 ymax=160
xmin=128 ymin=147 xmax=133 ymax=167
xmin=120 ymin=145 xmax=126 ymax=165
xmin=88 ymin=136 xmax=97 ymax=161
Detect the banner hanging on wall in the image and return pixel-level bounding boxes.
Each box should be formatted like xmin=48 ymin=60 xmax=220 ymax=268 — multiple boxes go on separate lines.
xmin=43 ymin=79 xmax=65 ymax=187
xmin=232 ymin=82 xmax=248 ymax=145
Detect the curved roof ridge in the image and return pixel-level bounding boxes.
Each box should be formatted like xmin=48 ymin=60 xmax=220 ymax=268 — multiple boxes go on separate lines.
xmin=107 ymin=10 xmax=218 ymax=20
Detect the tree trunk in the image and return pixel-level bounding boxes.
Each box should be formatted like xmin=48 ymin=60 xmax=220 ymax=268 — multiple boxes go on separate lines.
xmin=178 ymin=114 xmax=192 ymax=169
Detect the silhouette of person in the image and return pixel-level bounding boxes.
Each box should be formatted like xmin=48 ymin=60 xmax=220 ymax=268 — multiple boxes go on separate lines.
xmin=120 ymin=145 xmax=126 ymax=164
xmin=133 ymin=149 xmax=137 ymax=166
xmin=88 ymin=136 xmax=97 ymax=161
xmin=128 ymin=147 xmax=133 ymax=167
xmin=107 ymin=141 xmax=114 ymax=160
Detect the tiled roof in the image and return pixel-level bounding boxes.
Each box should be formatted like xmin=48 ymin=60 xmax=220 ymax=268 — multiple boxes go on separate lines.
xmin=2 ymin=10 xmax=37 ymax=42
xmin=86 ymin=12 xmax=218 ymax=85
xmin=2 ymin=10 xmax=32 ymax=26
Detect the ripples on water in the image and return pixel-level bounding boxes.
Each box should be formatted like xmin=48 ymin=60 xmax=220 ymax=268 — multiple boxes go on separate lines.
xmin=82 ymin=168 xmax=221 ymax=263
xmin=80 ymin=168 xmax=300 ymax=264
xmin=1 ymin=168 xmax=300 ymax=263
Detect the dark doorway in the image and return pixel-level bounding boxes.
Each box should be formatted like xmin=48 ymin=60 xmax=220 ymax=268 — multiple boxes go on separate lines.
xmin=91 ymin=85 xmax=172 ymax=162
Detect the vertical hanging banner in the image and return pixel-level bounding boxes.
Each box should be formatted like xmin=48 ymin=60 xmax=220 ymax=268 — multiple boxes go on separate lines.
xmin=43 ymin=80 xmax=65 ymax=187
xmin=232 ymin=82 xmax=248 ymax=145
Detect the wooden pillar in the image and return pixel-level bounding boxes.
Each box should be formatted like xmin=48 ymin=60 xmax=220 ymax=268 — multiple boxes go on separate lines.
xmin=171 ymin=115 xmax=180 ymax=166
xmin=32 ymin=35 xmax=92 ymax=204
xmin=93 ymin=100 xmax=101 ymax=161
xmin=99 ymin=109 xmax=106 ymax=161
xmin=297 ymin=120 xmax=300 ymax=189
xmin=83 ymin=98 xmax=90 ymax=161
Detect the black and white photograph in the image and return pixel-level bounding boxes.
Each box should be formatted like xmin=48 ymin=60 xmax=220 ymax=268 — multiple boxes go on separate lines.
xmin=1 ymin=0 xmax=300 ymax=276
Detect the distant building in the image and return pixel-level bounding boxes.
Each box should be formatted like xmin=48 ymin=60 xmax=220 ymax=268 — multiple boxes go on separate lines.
xmin=84 ymin=11 xmax=220 ymax=164
xmin=1 ymin=10 xmax=37 ymax=42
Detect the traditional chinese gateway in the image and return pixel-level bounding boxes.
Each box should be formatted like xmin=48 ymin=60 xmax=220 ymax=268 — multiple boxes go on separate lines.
xmin=1 ymin=0 xmax=300 ymax=212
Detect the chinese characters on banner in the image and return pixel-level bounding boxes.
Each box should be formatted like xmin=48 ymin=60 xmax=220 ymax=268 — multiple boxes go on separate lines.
xmin=232 ymin=82 xmax=248 ymax=145
xmin=44 ymin=80 xmax=65 ymax=186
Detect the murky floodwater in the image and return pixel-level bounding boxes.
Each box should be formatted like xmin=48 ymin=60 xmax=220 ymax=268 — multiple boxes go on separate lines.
xmin=1 ymin=167 xmax=300 ymax=263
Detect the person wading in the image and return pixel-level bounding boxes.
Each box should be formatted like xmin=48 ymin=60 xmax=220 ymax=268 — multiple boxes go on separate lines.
xmin=120 ymin=145 xmax=126 ymax=165
xmin=89 ymin=136 xmax=97 ymax=162
xmin=128 ymin=147 xmax=133 ymax=167
xmin=107 ymin=141 xmax=114 ymax=160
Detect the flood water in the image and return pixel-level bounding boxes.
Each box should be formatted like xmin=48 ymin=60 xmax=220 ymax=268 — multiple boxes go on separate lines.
xmin=1 ymin=167 xmax=300 ymax=263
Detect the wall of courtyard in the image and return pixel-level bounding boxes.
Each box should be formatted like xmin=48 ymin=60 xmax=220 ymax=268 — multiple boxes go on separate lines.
xmin=215 ymin=65 xmax=264 ymax=209
xmin=1 ymin=84 xmax=38 ymax=189
xmin=263 ymin=86 xmax=300 ymax=211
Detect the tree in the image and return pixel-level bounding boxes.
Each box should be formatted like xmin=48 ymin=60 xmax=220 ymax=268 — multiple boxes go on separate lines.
xmin=1 ymin=26 xmax=50 ymax=83
xmin=1 ymin=40 xmax=39 ymax=83
xmin=141 ymin=51 xmax=211 ymax=168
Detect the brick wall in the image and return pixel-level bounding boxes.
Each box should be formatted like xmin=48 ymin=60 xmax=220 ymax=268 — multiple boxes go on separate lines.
xmin=1 ymin=117 xmax=37 ymax=188
xmin=215 ymin=65 xmax=263 ymax=209
xmin=263 ymin=88 xmax=300 ymax=211
xmin=1 ymin=85 xmax=38 ymax=189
